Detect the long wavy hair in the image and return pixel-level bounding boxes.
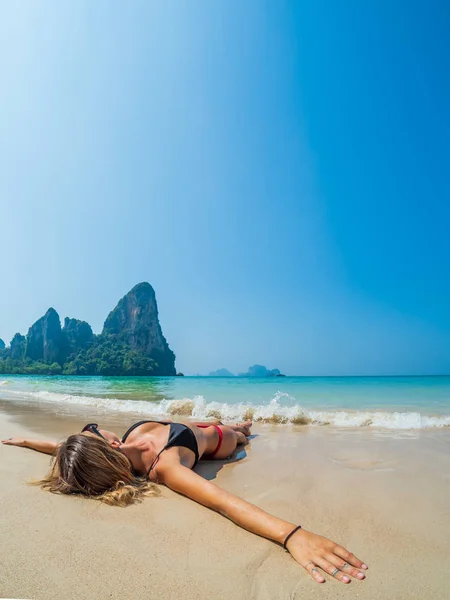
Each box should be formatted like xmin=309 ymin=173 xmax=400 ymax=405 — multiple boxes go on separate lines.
xmin=34 ymin=432 xmax=159 ymax=507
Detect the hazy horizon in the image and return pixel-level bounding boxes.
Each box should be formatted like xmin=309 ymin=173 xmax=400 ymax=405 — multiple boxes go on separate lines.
xmin=1 ymin=2 xmax=449 ymax=376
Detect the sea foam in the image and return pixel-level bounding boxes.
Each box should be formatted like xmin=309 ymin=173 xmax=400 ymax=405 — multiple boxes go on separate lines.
xmin=3 ymin=388 xmax=450 ymax=429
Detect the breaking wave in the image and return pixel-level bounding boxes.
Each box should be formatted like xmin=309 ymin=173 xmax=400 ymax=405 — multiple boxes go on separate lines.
xmin=2 ymin=388 xmax=450 ymax=429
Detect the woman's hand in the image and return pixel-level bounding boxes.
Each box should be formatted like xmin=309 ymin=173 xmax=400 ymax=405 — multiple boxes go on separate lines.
xmin=286 ymin=528 xmax=368 ymax=584
xmin=1 ymin=437 xmax=26 ymax=447
xmin=1 ymin=437 xmax=57 ymax=454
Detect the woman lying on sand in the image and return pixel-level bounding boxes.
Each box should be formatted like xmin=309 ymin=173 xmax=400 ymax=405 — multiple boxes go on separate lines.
xmin=2 ymin=418 xmax=368 ymax=584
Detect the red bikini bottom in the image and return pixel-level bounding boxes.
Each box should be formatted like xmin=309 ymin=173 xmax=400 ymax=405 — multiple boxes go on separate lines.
xmin=196 ymin=424 xmax=224 ymax=457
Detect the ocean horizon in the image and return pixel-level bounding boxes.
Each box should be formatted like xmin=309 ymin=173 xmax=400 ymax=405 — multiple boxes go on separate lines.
xmin=1 ymin=374 xmax=450 ymax=430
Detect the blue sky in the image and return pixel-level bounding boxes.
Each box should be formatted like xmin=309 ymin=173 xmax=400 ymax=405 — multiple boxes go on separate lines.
xmin=0 ymin=1 xmax=449 ymax=375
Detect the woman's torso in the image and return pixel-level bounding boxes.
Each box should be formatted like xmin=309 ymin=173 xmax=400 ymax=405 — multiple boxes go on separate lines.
xmin=123 ymin=421 xmax=208 ymax=480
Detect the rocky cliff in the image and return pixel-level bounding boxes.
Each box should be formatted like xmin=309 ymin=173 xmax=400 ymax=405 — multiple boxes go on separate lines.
xmin=25 ymin=308 xmax=63 ymax=364
xmin=0 ymin=283 xmax=176 ymax=376
xmin=103 ymin=282 xmax=176 ymax=375
xmin=10 ymin=333 xmax=26 ymax=361
xmin=62 ymin=318 xmax=93 ymax=353
xmin=0 ymin=338 xmax=5 ymax=350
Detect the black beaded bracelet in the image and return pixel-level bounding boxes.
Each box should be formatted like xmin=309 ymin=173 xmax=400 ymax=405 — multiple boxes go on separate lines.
xmin=283 ymin=525 xmax=302 ymax=550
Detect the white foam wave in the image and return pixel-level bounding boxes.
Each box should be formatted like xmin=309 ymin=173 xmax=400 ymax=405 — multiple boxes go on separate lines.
xmin=2 ymin=389 xmax=450 ymax=429
xmin=0 ymin=380 xmax=8 ymax=386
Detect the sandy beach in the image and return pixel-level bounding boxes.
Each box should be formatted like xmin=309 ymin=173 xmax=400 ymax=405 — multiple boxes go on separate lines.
xmin=1 ymin=400 xmax=449 ymax=600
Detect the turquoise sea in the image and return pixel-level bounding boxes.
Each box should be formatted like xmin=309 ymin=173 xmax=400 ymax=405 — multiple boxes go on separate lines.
xmin=1 ymin=375 xmax=450 ymax=429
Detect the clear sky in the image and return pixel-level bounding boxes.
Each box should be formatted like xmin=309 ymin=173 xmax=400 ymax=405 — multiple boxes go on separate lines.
xmin=1 ymin=1 xmax=449 ymax=375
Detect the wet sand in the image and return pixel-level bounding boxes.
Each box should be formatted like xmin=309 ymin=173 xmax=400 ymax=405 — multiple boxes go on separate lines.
xmin=1 ymin=400 xmax=449 ymax=600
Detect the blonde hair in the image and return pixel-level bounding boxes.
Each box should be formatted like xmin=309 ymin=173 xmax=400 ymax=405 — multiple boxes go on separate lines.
xmin=34 ymin=433 xmax=159 ymax=507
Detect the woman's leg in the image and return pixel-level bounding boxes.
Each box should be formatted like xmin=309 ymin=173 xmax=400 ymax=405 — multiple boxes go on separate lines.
xmin=194 ymin=419 xmax=252 ymax=437
xmin=226 ymin=420 xmax=252 ymax=437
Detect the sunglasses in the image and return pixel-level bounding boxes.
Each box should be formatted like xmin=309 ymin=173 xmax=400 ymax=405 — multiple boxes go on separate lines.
xmin=81 ymin=423 xmax=107 ymax=440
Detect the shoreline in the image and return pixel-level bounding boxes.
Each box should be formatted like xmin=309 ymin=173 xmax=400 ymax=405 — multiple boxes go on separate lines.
xmin=1 ymin=400 xmax=450 ymax=599
xmin=2 ymin=391 xmax=450 ymax=430
xmin=3 ymin=373 xmax=450 ymax=377
xmin=2 ymin=374 xmax=450 ymax=431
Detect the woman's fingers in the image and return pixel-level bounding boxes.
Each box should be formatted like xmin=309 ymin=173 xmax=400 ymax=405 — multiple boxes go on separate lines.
xmin=316 ymin=558 xmax=351 ymax=584
xmin=1 ymin=437 xmax=23 ymax=446
xmin=334 ymin=545 xmax=368 ymax=570
xmin=326 ymin=554 xmax=366 ymax=580
xmin=303 ymin=561 xmax=325 ymax=584
xmin=304 ymin=555 xmax=367 ymax=585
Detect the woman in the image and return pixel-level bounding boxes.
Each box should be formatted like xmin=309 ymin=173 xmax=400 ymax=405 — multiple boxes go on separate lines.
xmin=2 ymin=418 xmax=368 ymax=584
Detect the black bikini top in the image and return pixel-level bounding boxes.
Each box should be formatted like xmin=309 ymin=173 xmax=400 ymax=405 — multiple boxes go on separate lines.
xmin=121 ymin=420 xmax=199 ymax=477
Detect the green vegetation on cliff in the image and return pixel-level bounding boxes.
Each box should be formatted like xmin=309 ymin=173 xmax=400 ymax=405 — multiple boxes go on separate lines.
xmin=0 ymin=283 xmax=176 ymax=376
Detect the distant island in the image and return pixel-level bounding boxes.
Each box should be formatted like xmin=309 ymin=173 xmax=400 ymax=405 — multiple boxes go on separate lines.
xmin=209 ymin=365 xmax=285 ymax=377
xmin=209 ymin=368 xmax=236 ymax=377
xmin=0 ymin=283 xmax=176 ymax=376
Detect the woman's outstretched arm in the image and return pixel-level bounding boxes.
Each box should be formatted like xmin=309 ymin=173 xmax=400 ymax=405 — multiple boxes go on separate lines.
xmin=1 ymin=437 xmax=59 ymax=455
xmin=159 ymin=462 xmax=368 ymax=584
